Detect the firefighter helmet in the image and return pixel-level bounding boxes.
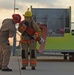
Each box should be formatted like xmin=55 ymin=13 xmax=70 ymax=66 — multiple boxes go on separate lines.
xmin=12 ymin=14 xmax=21 ymax=23
xmin=23 ymin=11 xmax=32 ymax=17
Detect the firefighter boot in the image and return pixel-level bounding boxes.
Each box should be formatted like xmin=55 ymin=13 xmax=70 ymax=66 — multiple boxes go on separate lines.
xmin=21 ymin=66 xmax=26 ymax=70
xmin=30 ymin=50 xmax=36 ymax=70
xmin=21 ymin=50 xmax=27 ymax=70
xmin=31 ymin=66 xmax=35 ymax=70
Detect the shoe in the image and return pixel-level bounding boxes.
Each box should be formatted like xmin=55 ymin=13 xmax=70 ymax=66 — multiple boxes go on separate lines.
xmin=2 ymin=67 xmax=12 ymax=71
xmin=28 ymin=52 xmax=30 ymax=55
xmin=21 ymin=66 xmax=26 ymax=70
xmin=0 ymin=68 xmax=2 ymax=70
xmin=31 ymin=66 xmax=35 ymax=70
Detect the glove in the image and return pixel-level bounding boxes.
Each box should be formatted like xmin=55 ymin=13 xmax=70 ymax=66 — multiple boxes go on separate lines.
xmin=39 ymin=37 xmax=44 ymax=44
xmin=32 ymin=33 xmax=44 ymax=44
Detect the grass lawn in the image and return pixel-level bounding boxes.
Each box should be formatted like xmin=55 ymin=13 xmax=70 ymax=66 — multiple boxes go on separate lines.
xmin=37 ymin=33 xmax=74 ymax=50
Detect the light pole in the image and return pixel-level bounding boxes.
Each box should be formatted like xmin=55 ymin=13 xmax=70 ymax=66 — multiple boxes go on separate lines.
xmin=13 ymin=0 xmax=19 ymax=56
xmin=14 ymin=0 xmax=15 ymax=14
xmin=14 ymin=0 xmax=19 ymax=14
xmin=13 ymin=0 xmax=16 ymax=56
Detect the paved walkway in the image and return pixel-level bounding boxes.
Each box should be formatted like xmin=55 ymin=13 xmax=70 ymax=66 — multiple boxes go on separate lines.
xmin=0 ymin=56 xmax=74 ymax=75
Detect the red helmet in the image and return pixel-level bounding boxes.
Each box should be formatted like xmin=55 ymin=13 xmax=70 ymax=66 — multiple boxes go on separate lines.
xmin=12 ymin=14 xmax=21 ymax=23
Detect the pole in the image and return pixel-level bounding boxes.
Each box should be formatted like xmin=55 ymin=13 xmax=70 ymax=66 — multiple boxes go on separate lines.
xmin=13 ymin=27 xmax=16 ymax=56
xmin=13 ymin=0 xmax=16 ymax=56
xmin=14 ymin=0 xmax=15 ymax=14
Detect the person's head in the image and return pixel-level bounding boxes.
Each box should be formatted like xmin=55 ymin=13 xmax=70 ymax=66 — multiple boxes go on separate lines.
xmin=12 ymin=14 xmax=21 ymax=23
xmin=23 ymin=10 xmax=32 ymax=22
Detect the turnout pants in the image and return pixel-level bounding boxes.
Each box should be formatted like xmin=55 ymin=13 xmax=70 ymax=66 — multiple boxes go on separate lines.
xmin=21 ymin=40 xmax=37 ymax=67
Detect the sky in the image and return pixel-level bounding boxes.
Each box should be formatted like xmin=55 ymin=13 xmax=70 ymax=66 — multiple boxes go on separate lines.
xmin=0 ymin=0 xmax=74 ymax=25
xmin=0 ymin=0 xmax=74 ymax=45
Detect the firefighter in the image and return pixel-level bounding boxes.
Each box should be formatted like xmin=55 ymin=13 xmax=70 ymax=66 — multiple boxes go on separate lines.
xmin=18 ymin=10 xmax=44 ymax=70
xmin=0 ymin=14 xmax=21 ymax=71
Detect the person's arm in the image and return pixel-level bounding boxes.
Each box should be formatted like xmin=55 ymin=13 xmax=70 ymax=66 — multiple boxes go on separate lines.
xmin=33 ymin=22 xmax=41 ymax=36
xmin=33 ymin=22 xmax=44 ymax=44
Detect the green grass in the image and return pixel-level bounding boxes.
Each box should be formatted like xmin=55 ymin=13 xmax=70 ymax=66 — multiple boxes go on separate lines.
xmin=37 ymin=33 xmax=74 ymax=50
